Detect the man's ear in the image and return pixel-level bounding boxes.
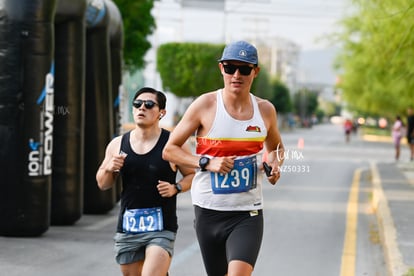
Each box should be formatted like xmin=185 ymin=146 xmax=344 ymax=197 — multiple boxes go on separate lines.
xmin=254 ymin=66 xmax=260 ymax=77
xmin=159 ymin=110 xmax=166 ymax=119
xmin=218 ymin=63 xmax=225 ymax=75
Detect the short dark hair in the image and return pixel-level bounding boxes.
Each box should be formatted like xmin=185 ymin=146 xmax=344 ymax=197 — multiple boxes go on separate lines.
xmin=133 ymin=87 xmax=166 ymax=109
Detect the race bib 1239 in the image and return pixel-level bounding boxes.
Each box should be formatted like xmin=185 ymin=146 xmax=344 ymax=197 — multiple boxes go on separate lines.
xmin=210 ymin=156 xmax=257 ymax=194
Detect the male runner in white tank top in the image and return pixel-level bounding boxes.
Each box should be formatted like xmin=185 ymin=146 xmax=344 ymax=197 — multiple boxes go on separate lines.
xmin=163 ymin=40 xmax=285 ymax=276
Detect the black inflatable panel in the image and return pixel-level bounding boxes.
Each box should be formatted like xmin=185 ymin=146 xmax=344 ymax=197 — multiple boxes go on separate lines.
xmin=0 ymin=0 xmax=57 ymax=236
xmin=50 ymin=0 xmax=87 ymax=225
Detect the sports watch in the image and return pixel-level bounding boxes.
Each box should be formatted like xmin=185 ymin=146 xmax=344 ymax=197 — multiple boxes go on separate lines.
xmin=199 ymin=157 xmax=210 ymax=171
xmin=174 ymin=183 xmax=182 ymax=193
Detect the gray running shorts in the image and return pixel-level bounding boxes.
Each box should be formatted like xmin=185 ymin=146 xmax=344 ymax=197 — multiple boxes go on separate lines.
xmin=113 ymin=230 xmax=176 ymax=265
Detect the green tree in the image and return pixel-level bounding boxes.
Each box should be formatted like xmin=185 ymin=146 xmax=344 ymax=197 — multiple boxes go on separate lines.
xmin=318 ymin=98 xmax=340 ymax=117
xmin=268 ymin=79 xmax=292 ymax=114
xmin=112 ymin=0 xmax=156 ymax=70
xmin=334 ymin=0 xmax=414 ymax=117
xmin=157 ymin=42 xmax=225 ymax=97
xmin=293 ymin=89 xmax=319 ymax=119
xmin=251 ymin=67 xmax=272 ymax=99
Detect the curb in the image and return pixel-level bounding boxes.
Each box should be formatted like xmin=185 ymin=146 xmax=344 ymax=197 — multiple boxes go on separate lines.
xmin=370 ymin=162 xmax=408 ymax=276
xmin=362 ymin=134 xmax=407 ymax=145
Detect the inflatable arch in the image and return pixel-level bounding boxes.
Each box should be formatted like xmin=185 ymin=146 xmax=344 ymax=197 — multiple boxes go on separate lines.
xmin=0 ymin=0 xmax=123 ymax=236
xmin=83 ymin=0 xmax=123 ymax=214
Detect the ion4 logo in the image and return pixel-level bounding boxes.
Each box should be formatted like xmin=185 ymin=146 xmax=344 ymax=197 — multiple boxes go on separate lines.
xmin=27 ymin=63 xmax=54 ymax=176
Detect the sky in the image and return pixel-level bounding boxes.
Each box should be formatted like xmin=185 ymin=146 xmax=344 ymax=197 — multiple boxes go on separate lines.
xmin=152 ymin=0 xmax=353 ymax=51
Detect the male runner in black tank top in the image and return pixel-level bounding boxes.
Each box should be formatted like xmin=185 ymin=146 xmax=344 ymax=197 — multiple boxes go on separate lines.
xmin=96 ymin=87 xmax=195 ymax=276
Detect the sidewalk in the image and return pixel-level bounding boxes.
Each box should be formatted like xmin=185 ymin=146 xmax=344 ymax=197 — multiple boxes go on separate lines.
xmin=371 ymin=160 xmax=414 ymax=276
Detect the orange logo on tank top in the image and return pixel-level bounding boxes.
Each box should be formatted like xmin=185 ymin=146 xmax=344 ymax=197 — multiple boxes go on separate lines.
xmin=245 ymin=125 xmax=261 ymax=133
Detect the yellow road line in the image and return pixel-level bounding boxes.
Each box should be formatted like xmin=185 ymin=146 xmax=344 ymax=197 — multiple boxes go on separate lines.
xmin=340 ymin=169 xmax=360 ymax=276
xmin=370 ymin=162 xmax=408 ymax=275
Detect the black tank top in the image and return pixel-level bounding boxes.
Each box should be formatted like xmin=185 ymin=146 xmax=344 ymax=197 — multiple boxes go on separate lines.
xmin=116 ymin=129 xmax=178 ymax=233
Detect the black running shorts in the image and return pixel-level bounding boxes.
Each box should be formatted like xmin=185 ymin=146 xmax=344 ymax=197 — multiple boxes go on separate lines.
xmin=194 ymin=205 xmax=264 ymax=276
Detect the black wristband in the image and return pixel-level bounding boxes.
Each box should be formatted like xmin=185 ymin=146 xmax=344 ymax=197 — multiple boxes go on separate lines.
xmin=174 ymin=183 xmax=182 ymax=193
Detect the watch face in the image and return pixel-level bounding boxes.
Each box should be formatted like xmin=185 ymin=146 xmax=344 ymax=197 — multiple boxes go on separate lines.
xmin=200 ymin=157 xmax=208 ymax=166
xmin=199 ymin=157 xmax=210 ymax=171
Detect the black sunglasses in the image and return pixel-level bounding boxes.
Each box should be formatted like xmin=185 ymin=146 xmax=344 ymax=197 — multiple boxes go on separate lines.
xmin=222 ymin=64 xmax=255 ymax=76
xmin=132 ymin=99 xmax=158 ymax=109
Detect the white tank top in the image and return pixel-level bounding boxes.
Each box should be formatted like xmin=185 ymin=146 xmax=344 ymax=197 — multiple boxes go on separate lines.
xmin=191 ymin=89 xmax=267 ymax=211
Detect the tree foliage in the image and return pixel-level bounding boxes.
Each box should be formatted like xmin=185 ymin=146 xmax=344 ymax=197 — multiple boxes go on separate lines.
xmin=268 ymin=79 xmax=292 ymax=114
xmin=251 ymin=67 xmax=272 ymax=99
xmin=293 ymin=89 xmax=318 ymax=118
xmin=335 ymin=0 xmax=414 ymax=117
xmin=157 ymin=42 xmax=225 ymax=97
xmin=112 ymin=0 xmax=156 ymax=70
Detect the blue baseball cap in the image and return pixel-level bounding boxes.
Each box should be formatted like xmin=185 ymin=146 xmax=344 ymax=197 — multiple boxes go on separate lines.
xmin=218 ymin=41 xmax=258 ymax=65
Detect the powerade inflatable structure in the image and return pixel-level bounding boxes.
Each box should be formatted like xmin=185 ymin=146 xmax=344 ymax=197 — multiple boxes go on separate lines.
xmin=0 ymin=0 xmax=123 ymax=236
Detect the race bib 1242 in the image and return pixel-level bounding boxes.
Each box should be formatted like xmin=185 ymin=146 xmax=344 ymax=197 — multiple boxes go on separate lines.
xmin=122 ymin=207 xmax=163 ymax=234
